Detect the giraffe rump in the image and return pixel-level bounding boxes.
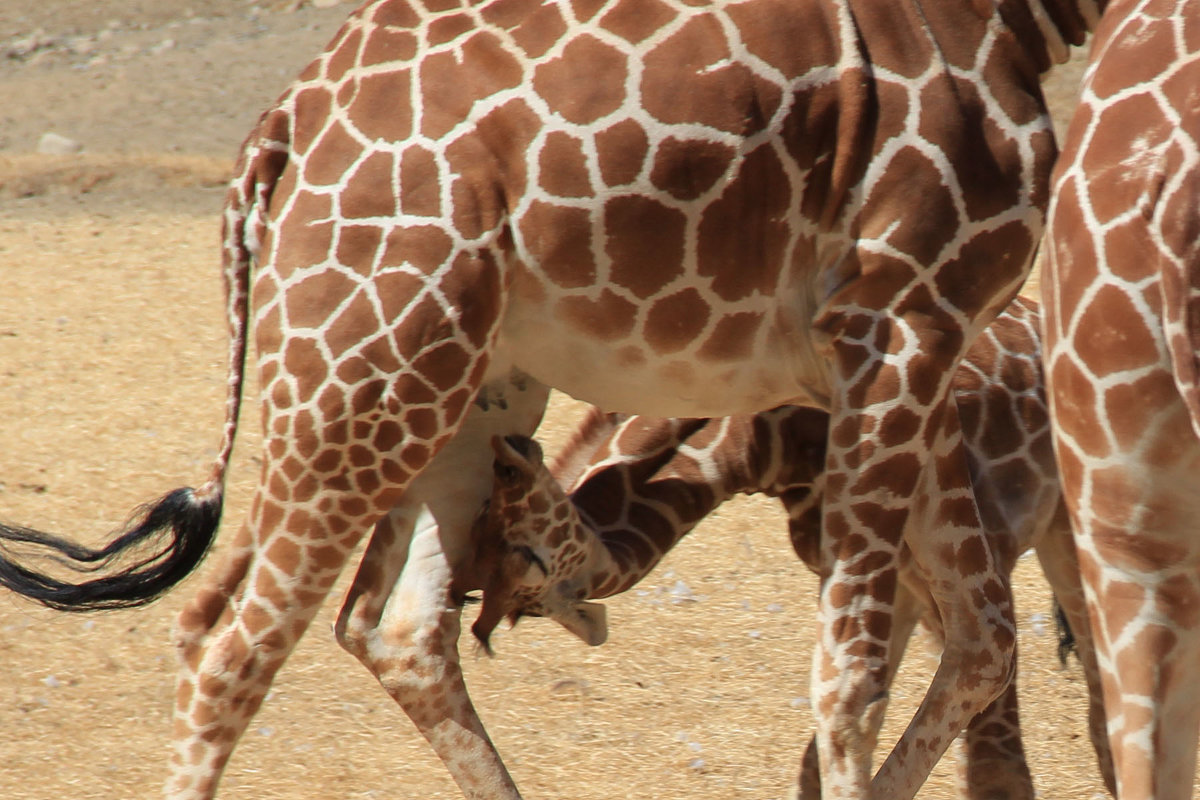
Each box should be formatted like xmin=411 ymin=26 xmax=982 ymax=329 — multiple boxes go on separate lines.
xmin=0 ymin=487 xmax=221 ymax=611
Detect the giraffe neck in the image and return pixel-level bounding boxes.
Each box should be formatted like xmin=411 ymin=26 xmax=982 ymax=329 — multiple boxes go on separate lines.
xmin=561 ymin=408 xmax=829 ymax=599
xmin=1006 ymin=0 xmax=1106 ymax=70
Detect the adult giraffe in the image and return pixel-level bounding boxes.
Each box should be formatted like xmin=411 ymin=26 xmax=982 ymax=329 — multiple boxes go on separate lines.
xmin=1043 ymin=0 xmax=1200 ymax=797
xmin=0 ymin=0 xmax=1102 ymax=798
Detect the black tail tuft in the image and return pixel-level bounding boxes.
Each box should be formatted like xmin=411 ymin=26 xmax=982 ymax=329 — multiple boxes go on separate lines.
xmin=0 ymin=488 xmax=222 ymax=611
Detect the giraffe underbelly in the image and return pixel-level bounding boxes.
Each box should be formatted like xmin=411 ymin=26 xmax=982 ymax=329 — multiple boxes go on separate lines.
xmin=496 ymin=301 xmax=829 ymax=418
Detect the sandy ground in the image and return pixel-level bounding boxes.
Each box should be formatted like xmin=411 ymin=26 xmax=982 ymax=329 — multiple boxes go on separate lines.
xmin=0 ymin=2 xmax=1153 ymax=798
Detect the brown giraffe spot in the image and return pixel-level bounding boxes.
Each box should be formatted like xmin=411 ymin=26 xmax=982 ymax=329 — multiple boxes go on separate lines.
xmin=852 ymin=4 xmax=934 ymax=79
xmin=1076 ymin=284 xmax=1161 ymax=376
xmin=325 ymin=26 xmax=363 ymax=84
xmin=361 ymin=26 xmax=418 ymax=65
xmin=919 ymin=0 xmax=994 ymax=71
xmin=421 ymin=0 xmax=463 ymax=13
xmin=1104 ymin=370 xmax=1178 ymax=453
xmin=285 ymin=268 xmax=357 ymax=329
xmin=439 ymin=251 xmax=502 ymax=348
xmin=644 ymin=288 xmax=710 ymax=354
xmin=1047 ymin=181 xmax=1100 ymax=314
xmin=266 ymin=536 xmax=303 ymax=576
xmin=854 ymin=146 xmax=958 ymax=265
xmin=1092 ymin=18 xmax=1177 ymax=100
xmin=446 ymin=99 xmax=542 ymax=225
xmin=305 ymin=121 xmax=366 ymax=186
xmin=726 ymin=0 xmax=837 ymax=80
xmin=697 ymin=144 xmax=791 ymax=301
xmin=367 ymin=0 xmax=420 ymax=27
xmin=291 ymin=87 xmax=333 ymax=157
xmin=1084 ymin=94 xmax=1171 ymax=225
xmin=391 ymin=295 xmax=453 ymax=362
xmin=605 ymin=196 xmax=687 ymax=298
xmin=271 ymin=211 xmax=336 ymax=280
xmin=569 ymin=0 xmax=606 ymax=22
xmin=1049 ymin=356 xmax=1108 ymax=458
xmin=919 ymin=77 xmax=1024 ymax=223
xmin=650 ymin=137 xmax=736 ymax=201
xmin=595 ymin=119 xmax=649 ymax=186
xmin=450 ymin=179 xmax=502 ymax=242
xmin=899 ymin=299 xmax=966 ymax=406
xmin=358 ymin=335 xmax=404 ymax=376
xmin=534 ymin=35 xmax=628 ymax=125
xmin=404 ymin=407 xmax=439 ymax=440
xmin=1157 ymin=572 xmax=1200 ymax=629
xmin=698 ymin=311 xmax=763 ymax=362
xmin=877 ymin=406 xmax=922 ymax=448
xmin=839 ymin=253 xmax=919 ymax=317
xmin=599 ymin=0 xmax=678 ymax=44
xmin=781 ymin=78 xmax=877 ymax=227
xmin=380 ymin=226 xmax=454 ymax=275
xmin=941 ymin=495 xmax=985 ymax=535
xmin=556 ymin=290 xmax=638 ymax=341
xmin=317 ymin=384 xmax=346 ymax=423
xmin=850 ymin=454 xmax=921 ymax=499
xmin=336 ymin=225 xmax=383 ymax=273
xmin=428 ymin=13 xmax=474 ymax=46
xmin=617 ymin=345 xmax=646 ymax=368
xmin=399 ymin=146 xmax=441 ymax=216
xmin=841 ymin=439 xmax=876 ymax=471
xmin=413 ymin=341 xmax=472 ymax=392
xmin=482 ymin=0 xmax=567 ymax=58
xmin=978 ymin=385 xmax=1022 ymax=460
xmin=342 ymin=151 xmax=398 ymax=219
xmin=539 ymin=132 xmax=593 ymax=198
xmin=980 ymin=31 xmax=1045 ymax=127
xmin=419 ymin=33 xmax=525 ymax=139
xmin=519 ymin=201 xmax=596 ymax=288
xmin=370 ymin=271 xmax=423 ymax=329
xmin=642 ymin=16 xmax=782 ymax=135
xmin=1157 ymin=137 xmax=1200 ymax=261
xmin=326 ymin=293 xmax=386 ymax=359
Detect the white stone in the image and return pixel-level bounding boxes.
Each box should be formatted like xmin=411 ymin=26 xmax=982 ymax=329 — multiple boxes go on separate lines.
xmin=36 ymin=132 xmax=83 ymax=154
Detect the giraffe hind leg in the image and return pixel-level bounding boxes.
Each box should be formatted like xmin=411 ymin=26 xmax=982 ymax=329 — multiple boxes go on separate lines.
xmin=333 ymin=373 xmax=549 ymax=800
xmin=166 ymin=271 xmax=507 ymax=798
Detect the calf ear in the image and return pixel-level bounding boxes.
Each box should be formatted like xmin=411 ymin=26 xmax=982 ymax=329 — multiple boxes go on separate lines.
xmin=560 ymin=601 xmax=608 ymax=646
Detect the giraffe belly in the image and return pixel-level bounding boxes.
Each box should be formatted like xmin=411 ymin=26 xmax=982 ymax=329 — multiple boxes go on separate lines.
xmin=496 ymin=318 xmax=828 ymax=418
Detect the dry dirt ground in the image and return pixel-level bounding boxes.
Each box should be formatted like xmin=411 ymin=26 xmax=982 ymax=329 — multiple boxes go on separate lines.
xmin=0 ymin=2 xmax=1160 ymax=798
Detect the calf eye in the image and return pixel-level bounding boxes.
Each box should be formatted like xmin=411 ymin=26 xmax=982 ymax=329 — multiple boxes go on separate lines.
xmin=495 ymin=462 xmax=521 ymax=486
xmin=515 ymin=545 xmax=548 ymax=577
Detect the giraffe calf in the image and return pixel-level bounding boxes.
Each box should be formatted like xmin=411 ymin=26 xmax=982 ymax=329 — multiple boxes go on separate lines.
xmin=465 ymin=297 xmax=1114 ymax=799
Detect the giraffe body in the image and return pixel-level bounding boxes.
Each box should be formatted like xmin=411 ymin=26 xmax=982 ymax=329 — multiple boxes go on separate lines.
xmin=0 ymin=0 xmax=1108 ymax=797
xmin=1043 ymin=1 xmax=1200 ymax=797
xmin=471 ymin=297 xmax=1113 ymax=799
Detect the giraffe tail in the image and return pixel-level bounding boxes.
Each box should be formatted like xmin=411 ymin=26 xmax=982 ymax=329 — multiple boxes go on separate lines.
xmin=0 ymin=111 xmax=291 ymax=612
xmin=0 ymin=490 xmax=223 ymax=611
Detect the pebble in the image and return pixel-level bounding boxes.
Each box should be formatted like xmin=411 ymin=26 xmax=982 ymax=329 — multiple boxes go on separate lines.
xmin=37 ymin=132 xmax=83 ymax=154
